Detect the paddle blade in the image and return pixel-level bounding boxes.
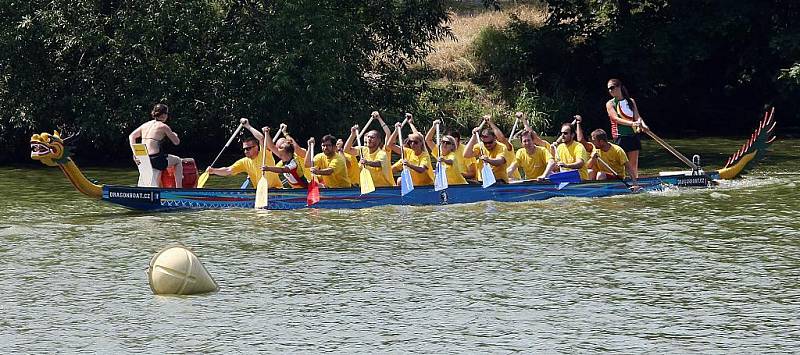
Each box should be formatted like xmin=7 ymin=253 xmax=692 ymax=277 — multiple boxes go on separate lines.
xmin=196 ymin=172 xmax=209 ymax=188
xmin=549 ymin=170 xmax=581 ymax=184
xmin=254 ymin=176 xmax=269 ymax=209
xmin=307 ymin=178 xmax=320 ymax=206
xmin=400 ymin=168 xmax=414 ymax=196
xmin=359 ymin=168 xmax=375 ymax=195
xmin=434 ymin=163 xmax=448 ymax=191
xmin=481 ymin=163 xmax=496 ymax=188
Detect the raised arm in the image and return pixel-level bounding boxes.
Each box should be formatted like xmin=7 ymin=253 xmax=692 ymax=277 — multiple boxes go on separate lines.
xmin=486 ymin=114 xmax=512 ymax=151
xmin=374 ymin=111 xmax=392 ymax=138
xmin=303 ymin=137 xmax=315 ymax=168
xmin=424 ymin=120 xmax=439 ymax=152
xmin=241 ymin=118 xmax=263 ymax=144
xmin=385 ymin=122 xmax=403 ymax=155
xmin=261 ymin=126 xmax=280 ymax=155
xmin=574 ymin=115 xmax=586 ymax=143
xmin=343 ymin=125 xmax=359 ymax=156
xmin=463 ymin=127 xmax=480 ymax=158
xmin=284 ymin=128 xmax=306 ymax=159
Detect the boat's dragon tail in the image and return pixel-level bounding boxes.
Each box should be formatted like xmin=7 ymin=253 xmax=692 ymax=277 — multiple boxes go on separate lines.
xmin=717 ymin=108 xmax=777 ymax=180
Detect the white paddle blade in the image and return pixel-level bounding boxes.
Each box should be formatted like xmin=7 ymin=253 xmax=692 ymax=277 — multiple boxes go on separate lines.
xmin=400 ymin=168 xmax=414 ymax=196
xmin=434 ymin=163 xmax=448 ymax=191
xmin=481 ymin=163 xmax=496 ymax=188
xmin=254 ymin=176 xmax=269 ymax=209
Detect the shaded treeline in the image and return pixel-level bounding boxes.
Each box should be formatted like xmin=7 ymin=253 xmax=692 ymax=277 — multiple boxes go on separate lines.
xmin=0 ymin=0 xmax=451 ymax=164
xmin=2 ymin=0 xmax=799 ymax=165
xmin=471 ymin=0 xmax=800 ymax=135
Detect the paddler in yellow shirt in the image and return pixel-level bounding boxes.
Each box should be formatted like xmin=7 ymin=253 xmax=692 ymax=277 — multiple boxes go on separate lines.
xmin=337 ymin=138 xmax=360 ymax=187
xmin=386 ymin=121 xmax=434 ymax=186
xmin=447 ymin=130 xmax=477 ymax=182
xmin=343 ymin=125 xmax=395 ymax=187
xmin=587 ymin=128 xmax=638 ymax=186
xmin=555 ymin=122 xmax=589 ymax=180
xmin=485 ymin=114 xmax=523 ymax=181
xmin=204 ymin=118 xmax=282 ymax=188
xmin=464 ymin=123 xmax=509 ymax=183
xmin=424 ymin=120 xmax=468 ymax=185
xmin=304 ymin=135 xmax=351 ymax=188
xmin=508 ymin=130 xmax=556 ymax=180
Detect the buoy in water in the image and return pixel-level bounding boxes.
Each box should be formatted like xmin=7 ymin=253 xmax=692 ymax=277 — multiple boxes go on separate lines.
xmin=147 ymin=245 xmax=218 ymax=295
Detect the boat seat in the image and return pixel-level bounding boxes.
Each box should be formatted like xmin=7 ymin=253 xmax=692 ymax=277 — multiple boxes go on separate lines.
xmin=132 ymin=144 xmax=161 ymax=187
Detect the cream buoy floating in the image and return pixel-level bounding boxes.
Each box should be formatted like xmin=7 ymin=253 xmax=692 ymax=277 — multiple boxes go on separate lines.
xmin=146 ymin=245 xmax=218 ymax=295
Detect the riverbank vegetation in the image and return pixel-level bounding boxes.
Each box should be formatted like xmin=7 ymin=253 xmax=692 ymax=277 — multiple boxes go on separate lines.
xmin=2 ymin=0 xmax=798 ymax=164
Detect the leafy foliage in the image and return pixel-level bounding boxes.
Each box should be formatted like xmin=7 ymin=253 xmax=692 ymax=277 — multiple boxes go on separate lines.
xmin=471 ymin=0 xmax=800 ymax=135
xmin=0 ymin=0 xmax=452 ymax=164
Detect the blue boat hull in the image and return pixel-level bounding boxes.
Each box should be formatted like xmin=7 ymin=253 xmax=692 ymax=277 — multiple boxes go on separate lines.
xmin=101 ymin=172 xmax=719 ymax=211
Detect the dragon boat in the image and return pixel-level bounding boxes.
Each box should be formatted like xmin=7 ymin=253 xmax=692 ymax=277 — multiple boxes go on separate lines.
xmin=30 ymin=111 xmax=776 ymax=211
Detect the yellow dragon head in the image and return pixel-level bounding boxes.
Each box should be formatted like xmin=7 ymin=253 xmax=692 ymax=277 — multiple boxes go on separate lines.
xmin=30 ymin=130 xmax=70 ymax=166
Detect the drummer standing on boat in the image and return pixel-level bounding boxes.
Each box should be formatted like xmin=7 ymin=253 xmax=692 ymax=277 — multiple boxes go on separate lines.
xmin=128 ymin=103 xmax=184 ymax=187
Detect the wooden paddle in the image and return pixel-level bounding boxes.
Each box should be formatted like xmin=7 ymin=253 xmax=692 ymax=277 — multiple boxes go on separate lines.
xmin=641 ymin=128 xmax=699 ymax=170
xmin=594 ymin=155 xmax=633 ymax=189
xmin=197 ymin=123 xmax=243 ymax=188
xmin=254 ymin=137 xmax=269 ymax=209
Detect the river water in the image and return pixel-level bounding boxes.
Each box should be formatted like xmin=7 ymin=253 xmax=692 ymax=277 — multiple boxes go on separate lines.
xmin=2 ymin=138 xmax=799 ymax=353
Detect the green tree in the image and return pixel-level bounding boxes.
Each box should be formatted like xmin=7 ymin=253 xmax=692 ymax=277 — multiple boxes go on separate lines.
xmin=0 ymin=0 xmax=453 ymax=164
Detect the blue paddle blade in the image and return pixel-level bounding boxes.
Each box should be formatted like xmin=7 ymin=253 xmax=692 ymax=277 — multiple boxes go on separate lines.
xmin=549 ymin=170 xmax=581 ymax=184
xmin=434 ymin=163 xmax=448 ymax=191
xmin=400 ymin=168 xmax=414 ymax=196
xmin=481 ymin=163 xmax=496 ymax=188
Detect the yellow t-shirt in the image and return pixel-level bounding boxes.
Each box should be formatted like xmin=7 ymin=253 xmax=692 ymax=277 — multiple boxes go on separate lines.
xmin=343 ymin=152 xmax=359 ymax=187
xmin=229 ymin=153 xmax=282 ymax=188
xmin=454 ymin=144 xmax=470 ymax=176
xmin=357 ymin=146 xmax=395 ymax=187
xmin=595 ymin=143 xmax=629 ymax=178
xmin=503 ymin=149 xmax=522 ymax=180
xmin=515 ymin=146 xmax=553 ymax=179
xmin=401 ymin=147 xmax=434 ymax=186
xmin=296 ymin=152 xmax=312 ymax=182
xmin=431 ymin=148 xmax=468 ymax=185
xmin=556 ymin=141 xmax=589 ymax=180
xmin=312 ymin=152 xmax=351 ymax=188
xmin=471 ymin=143 xmax=509 ymax=182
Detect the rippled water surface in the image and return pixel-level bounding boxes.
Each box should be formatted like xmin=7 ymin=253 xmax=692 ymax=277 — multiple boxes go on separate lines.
xmin=2 ymin=139 xmax=799 ymax=352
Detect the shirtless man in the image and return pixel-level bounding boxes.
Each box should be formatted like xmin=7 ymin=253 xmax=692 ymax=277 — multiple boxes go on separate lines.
xmin=128 ymin=103 xmax=183 ymax=187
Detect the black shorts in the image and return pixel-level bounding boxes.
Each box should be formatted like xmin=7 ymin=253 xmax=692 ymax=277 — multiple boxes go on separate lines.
xmin=149 ymin=153 xmax=168 ymax=171
xmin=615 ymin=134 xmax=641 ymax=152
